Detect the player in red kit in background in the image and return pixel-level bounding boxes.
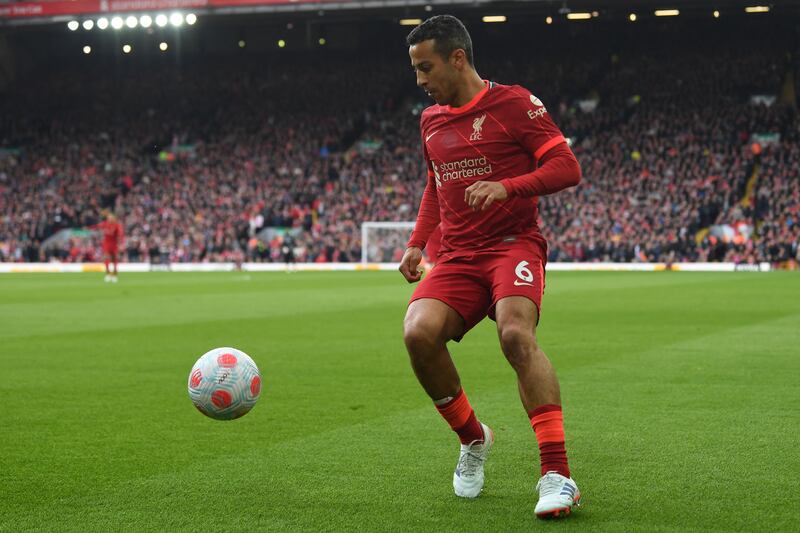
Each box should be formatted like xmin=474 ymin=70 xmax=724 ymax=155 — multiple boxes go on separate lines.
xmin=89 ymin=211 xmax=124 ymax=283
xmin=399 ymin=15 xmax=582 ymax=519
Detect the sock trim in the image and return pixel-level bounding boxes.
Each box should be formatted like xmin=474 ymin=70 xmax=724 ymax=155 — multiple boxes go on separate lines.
xmin=435 ymin=389 xmax=484 ymax=444
xmin=435 ymin=389 xmax=472 ymax=429
xmin=528 ymin=403 xmax=561 ymax=420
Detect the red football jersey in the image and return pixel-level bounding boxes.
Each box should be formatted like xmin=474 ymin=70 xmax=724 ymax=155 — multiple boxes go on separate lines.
xmin=92 ymin=221 xmax=124 ymax=247
xmin=408 ymin=81 xmax=568 ymax=256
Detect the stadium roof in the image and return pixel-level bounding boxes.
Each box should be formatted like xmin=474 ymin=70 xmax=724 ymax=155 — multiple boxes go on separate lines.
xmin=1 ymin=0 xmax=798 ymax=26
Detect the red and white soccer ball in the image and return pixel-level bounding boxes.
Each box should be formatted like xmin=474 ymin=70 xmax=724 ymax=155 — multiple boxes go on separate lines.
xmin=188 ymin=347 xmax=262 ymax=420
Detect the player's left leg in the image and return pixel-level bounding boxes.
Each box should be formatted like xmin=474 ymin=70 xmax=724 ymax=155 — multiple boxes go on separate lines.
xmin=494 ymin=296 xmax=580 ymax=518
xmin=111 ymin=251 xmax=119 ymax=281
xmin=495 ymin=297 xmax=560 ymax=409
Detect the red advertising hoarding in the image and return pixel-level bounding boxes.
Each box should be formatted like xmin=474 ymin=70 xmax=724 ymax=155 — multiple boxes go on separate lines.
xmin=0 ymin=0 xmax=328 ymax=19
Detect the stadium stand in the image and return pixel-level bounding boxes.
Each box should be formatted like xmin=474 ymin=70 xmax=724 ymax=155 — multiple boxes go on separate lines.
xmin=1 ymin=21 xmax=797 ymax=266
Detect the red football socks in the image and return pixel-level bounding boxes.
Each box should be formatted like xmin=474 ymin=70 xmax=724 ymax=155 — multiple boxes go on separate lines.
xmin=529 ymin=404 xmax=571 ymax=478
xmin=435 ymin=389 xmax=485 ymax=444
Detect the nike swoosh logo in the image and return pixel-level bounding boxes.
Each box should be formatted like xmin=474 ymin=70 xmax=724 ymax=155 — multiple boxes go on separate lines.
xmin=425 ymin=130 xmax=440 ymax=142
xmin=514 ymin=280 xmax=533 ymax=286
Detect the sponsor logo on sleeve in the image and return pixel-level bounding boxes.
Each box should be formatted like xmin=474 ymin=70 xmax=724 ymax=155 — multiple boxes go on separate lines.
xmin=527 ymin=94 xmax=547 ymax=120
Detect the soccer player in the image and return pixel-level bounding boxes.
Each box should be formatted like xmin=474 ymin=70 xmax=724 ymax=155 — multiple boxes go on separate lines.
xmin=281 ymin=233 xmax=297 ymax=273
xmin=89 ymin=211 xmax=124 ymax=282
xmin=399 ymin=15 xmax=582 ymax=519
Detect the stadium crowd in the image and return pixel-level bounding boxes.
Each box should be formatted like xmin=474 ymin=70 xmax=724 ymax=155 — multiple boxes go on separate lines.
xmin=1 ymin=26 xmax=797 ymax=266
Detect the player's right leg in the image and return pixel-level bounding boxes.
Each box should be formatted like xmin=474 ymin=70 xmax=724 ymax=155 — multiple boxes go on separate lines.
xmin=103 ymin=252 xmax=111 ymax=282
xmin=403 ymin=298 xmax=463 ymax=400
xmin=403 ymin=297 xmax=492 ymax=498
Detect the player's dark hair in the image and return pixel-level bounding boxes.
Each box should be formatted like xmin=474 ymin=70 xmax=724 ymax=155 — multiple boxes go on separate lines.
xmin=406 ymin=15 xmax=474 ymax=66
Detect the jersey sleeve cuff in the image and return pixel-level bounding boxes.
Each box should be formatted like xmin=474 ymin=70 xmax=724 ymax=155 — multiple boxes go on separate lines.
xmin=499 ymin=178 xmax=517 ymax=198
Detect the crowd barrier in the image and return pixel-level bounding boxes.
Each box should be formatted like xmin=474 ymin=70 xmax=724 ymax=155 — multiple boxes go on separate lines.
xmin=0 ymin=262 xmax=774 ymax=273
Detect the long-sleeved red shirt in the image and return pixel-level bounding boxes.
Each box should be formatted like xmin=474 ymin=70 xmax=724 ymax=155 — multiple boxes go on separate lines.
xmin=407 ymin=81 xmax=581 ymax=257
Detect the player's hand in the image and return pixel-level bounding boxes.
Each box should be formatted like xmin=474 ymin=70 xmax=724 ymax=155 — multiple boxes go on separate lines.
xmin=399 ymin=247 xmax=424 ymax=283
xmin=464 ymin=181 xmax=508 ymax=211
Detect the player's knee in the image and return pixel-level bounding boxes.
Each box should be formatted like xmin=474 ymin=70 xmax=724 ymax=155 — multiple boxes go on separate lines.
xmin=403 ymin=315 xmax=442 ymax=352
xmin=403 ymin=322 xmax=435 ymax=351
xmin=498 ymin=323 xmax=537 ymax=363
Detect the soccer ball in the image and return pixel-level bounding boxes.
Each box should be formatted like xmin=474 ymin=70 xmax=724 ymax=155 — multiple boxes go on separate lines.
xmin=188 ymin=347 xmax=262 ymax=420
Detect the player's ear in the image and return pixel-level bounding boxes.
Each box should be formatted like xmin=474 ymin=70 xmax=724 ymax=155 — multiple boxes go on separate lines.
xmin=449 ymin=49 xmax=460 ymax=68
xmin=451 ymin=49 xmax=468 ymax=70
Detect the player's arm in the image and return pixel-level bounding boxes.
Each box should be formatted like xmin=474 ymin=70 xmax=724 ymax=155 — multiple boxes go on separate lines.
xmin=465 ymin=89 xmax=581 ymax=210
xmin=400 ymin=139 xmax=441 ymax=283
xmin=499 ymin=143 xmax=581 ymax=198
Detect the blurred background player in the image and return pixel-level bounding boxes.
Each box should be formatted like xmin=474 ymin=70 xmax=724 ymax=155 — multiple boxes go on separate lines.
xmin=399 ymin=15 xmax=582 ymax=518
xmin=88 ymin=212 xmax=124 ymax=283
xmin=281 ymin=233 xmax=297 ymax=273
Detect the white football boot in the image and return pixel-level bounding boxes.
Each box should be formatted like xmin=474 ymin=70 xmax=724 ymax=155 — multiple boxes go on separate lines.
xmin=453 ymin=423 xmax=494 ymax=498
xmin=104 ymin=274 xmax=111 ymax=282
xmin=535 ymin=471 xmax=581 ymax=518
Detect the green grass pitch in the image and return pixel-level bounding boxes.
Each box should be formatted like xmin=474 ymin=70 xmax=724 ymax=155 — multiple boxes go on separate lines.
xmin=1 ymin=271 xmax=798 ymax=531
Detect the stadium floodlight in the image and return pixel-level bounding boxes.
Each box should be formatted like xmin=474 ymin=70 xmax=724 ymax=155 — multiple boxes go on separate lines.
xmin=186 ymin=13 xmax=197 ymax=25
xmin=97 ymin=17 xmax=109 ymax=30
xmin=155 ymin=14 xmax=168 ymax=27
xmin=713 ymin=10 xmax=720 ymax=18
xmin=745 ymin=6 xmax=769 ymax=13
xmin=83 ymin=45 xmax=91 ymax=54
xmin=123 ymin=44 xmax=132 ymax=54
xmin=140 ymin=15 xmax=152 ymax=28
xmin=545 ymin=16 xmax=553 ymax=24
xmin=655 ymin=9 xmax=679 ymax=17
xmin=126 ymin=16 xmax=138 ymax=28
xmin=111 ymin=16 xmax=124 ymax=29
xmin=566 ymin=13 xmax=592 ymax=20
xmin=83 ymin=20 xmax=94 ymax=30
xmin=170 ymin=13 xmax=184 ymax=27
xmin=159 ymin=42 xmax=168 ymax=51
xmin=482 ymin=15 xmax=507 ymax=23
xmin=399 ymin=19 xmax=422 ymax=26
xmin=629 ymin=13 xmax=637 ymax=21
xmin=68 ymin=20 xmax=79 ymax=31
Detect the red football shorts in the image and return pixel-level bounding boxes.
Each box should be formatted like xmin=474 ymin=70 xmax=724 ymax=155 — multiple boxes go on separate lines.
xmin=102 ymin=243 xmax=118 ymax=256
xmin=409 ymin=241 xmax=546 ymax=340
